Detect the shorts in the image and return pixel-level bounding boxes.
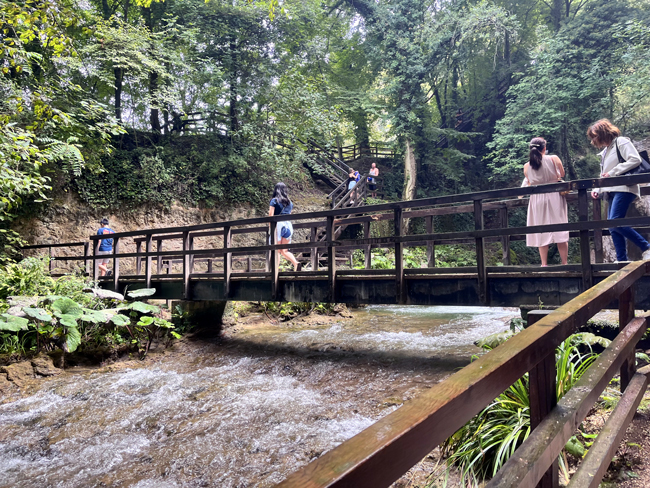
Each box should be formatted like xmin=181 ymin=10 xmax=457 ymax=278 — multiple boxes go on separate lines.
xmin=348 ymin=181 xmax=356 ymax=191
xmin=97 ymin=250 xmax=111 ymax=265
xmin=276 ymin=221 xmax=293 ymax=242
xmin=369 ymin=184 xmax=377 ymax=191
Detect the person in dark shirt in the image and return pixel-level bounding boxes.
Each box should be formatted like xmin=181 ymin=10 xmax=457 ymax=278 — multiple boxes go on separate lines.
xmin=268 ymin=182 xmax=300 ymax=271
xmin=96 ymin=218 xmax=115 ymax=277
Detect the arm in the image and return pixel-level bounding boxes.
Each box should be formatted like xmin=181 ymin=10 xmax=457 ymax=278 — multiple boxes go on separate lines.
xmin=268 ymin=206 xmax=274 ymax=218
xmin=551 ymin=155 xmax=565 ymax=178
xmin=607 ymin=137 xmax=641 ymax=177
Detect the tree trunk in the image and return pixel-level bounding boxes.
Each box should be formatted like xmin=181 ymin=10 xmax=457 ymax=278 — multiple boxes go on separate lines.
xmin=149 ymin=71 xmax=161 ymax=132
xmin=403 ymin=138 xmax=417 ymax=201
xmin=229 ymin=38 xmax=239 ymax=132
xmin=114 ymin=67 xmax=123 ymax=121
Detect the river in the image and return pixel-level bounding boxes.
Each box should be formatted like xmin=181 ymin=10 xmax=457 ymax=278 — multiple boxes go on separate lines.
xmin=0 ymin=305 xmax=518 ymax=488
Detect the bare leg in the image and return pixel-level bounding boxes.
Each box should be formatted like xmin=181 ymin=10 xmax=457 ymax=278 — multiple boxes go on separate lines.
xmin=98 ymin=263 xmax=108 ymax=276
xmin=279 ymin=238 xmax=299 ymax=270
xmin=557 ymin=242 xmax=568 ymax=265
xmin=538 ymin=245 xmax=549 ymax=266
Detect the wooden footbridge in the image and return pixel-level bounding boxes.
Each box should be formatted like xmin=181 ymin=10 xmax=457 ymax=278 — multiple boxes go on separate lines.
xmin=21 ymin=173 xmax=650 ymax=487
xmin=24 ymin=173 xmax=650 ymax=309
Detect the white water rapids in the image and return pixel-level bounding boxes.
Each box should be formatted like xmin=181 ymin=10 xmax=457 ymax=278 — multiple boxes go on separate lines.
xmin=0 ymin=305 xmax=517 ymax=487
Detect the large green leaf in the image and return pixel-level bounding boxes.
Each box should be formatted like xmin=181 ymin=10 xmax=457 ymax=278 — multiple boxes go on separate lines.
xmin=110 ymin=314 xmax=131 ymax=326
xmin=125 ymin=302 xmax=160 ymax=314
xmin=23 ymin=307 xmax=53 ymax=322
xmin=127 ymin=288 xmax=156 ymax=299
xmin=80 ymin=308 xmax=108 ymax=324
xmin=51 ymin=298 xmax=82 ymax=318
xmin=64 ymin=326 xmax=81 ymax=353
xmin=57 ymin=314 xmax=78 ymax=328
xmin=0 ymin=314 xmax=29 ymax=331
xmin=137 ymin=316 xmax=154 ymax=326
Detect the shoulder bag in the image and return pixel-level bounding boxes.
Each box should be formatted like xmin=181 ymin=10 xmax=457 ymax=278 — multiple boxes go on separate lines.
xmin=616 ymin=138 xmax=650 ymax=176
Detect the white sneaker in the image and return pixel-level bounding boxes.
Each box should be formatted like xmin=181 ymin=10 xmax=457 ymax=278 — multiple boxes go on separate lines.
xmin=614 ymin=260 xmax=630 ymax=264
xmin=642 ymin=248 xmax=650 ymax=260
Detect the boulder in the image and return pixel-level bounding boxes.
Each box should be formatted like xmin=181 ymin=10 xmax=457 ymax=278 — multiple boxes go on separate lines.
xmin=0 ymin=361 xmax=34 ymax=387
xmin=31 ymin=354 xmax=61 ymax=377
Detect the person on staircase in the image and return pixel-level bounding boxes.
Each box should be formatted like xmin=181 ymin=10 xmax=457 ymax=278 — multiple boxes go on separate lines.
xmin=347 ymin=168 xmax=358 ymax=205
xmin=269 ymin=182 xmax=301 ymax=271
xmin=96 ymin=218 xmax=115 ymax=277
xmin=523 ymin=137 xmax=569 ymax=266
xmin=588 ymin=119 xmax=650 ymax=263
xmin=368 ymin=162 xmax=379 ymax=198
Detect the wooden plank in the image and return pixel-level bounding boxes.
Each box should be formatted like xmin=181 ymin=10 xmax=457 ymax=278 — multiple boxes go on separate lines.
xmin=474 ymin=200 xmax=487 ymax=304
xmin=578 ymin=189 xmax=593 ymax=290
xmin=426 ymin=216 xmax=435 ymax=267
xmin=394 ymin=208 xmax=404 ymax=304
xmin=500 ymin=207 xmax=511 ymax=265
xmin=486 ymin=315 xmax=648 ymax=488
xmin=156 ymin=239 xmax=163 ymax=275
xmin=145 ymin=234 xmax=153 ymax=289
xmin=276 ymin=263 xmax=648 ymax=488
xmin=327 ymin=215 xmax=336 ymax=302
xmin=136 ymin=241 xmax=142 ymax=275
xmin=311 ymin=226 xmax=318 ymax=271
xmin=113 ymin=238 xmax=120 ymax=292
xmin=363 ymin=222 xmax=371 ymax=270
xmin=182 ymin=231 xmax=190 ymax=299
xmin=83 ymin=242 xmax=90 ymax=276
xmin=619 ymin=286 xmax=636 ymax=391
xmin=567 ymin=371 xmax=648 ymax=488
xmin=224 ymin=226 xmax=232 ymax=299
xmin=593 ymin=198 xmax=604 ymax=263
xmin=92 ymin=240 xmax=100 ymax=281
xmin=270 ymin=222 xmax=278 ymax=300
xmin=527 ymin=310 xmax=559 ymax=488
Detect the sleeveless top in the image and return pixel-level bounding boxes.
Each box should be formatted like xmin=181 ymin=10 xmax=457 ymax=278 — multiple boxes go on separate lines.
xmin=527 ymin=156 xmax=560 ymax=185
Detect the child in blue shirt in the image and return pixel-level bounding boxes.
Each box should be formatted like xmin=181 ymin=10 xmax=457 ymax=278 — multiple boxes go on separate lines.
xmin=96 ymin=218 xmax=115 ymax=276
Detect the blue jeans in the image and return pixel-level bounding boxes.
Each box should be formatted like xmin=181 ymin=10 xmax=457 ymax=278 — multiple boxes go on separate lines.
xmin=607 ymin=192 xmax=650 ymax=261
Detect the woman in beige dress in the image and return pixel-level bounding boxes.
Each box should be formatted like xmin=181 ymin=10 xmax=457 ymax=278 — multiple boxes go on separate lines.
xmin=523 ymin=137 xmax=569 ymax=266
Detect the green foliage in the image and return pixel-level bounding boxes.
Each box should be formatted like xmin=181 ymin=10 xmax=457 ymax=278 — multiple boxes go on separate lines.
xmin=261 ymin=301 xmax=337 ymax=320
xmin=0 ymin=258 xmax=179 ymax=359
xmin=443 ymin=334 xmax=599 ymax=482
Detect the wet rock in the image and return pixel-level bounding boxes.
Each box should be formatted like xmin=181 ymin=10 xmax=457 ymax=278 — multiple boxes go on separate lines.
xmin=0 ymin=372 xmax=14 ymax=392
xmin=85 ymin=288 xmax=124 ymax=301
xmin=48 ymin=350 xmax=65 ymax=369
xmin=31 ymin=354 xmax=61 ymax=377
xmin=0 ymin=361 xmax=35 ymax=387
xmin=6 ymin=296 xmax=39 ymax=317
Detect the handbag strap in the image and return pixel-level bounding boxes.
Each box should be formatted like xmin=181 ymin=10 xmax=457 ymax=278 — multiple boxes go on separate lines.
xmin=615 ymin=137 xmax=625 ymax=164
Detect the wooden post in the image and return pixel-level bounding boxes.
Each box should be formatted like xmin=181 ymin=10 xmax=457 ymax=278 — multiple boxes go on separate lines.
xmin=499 ymin=206 xmax=511 ymax=265
xmin=265 ymin=228 xmax=271 ymax=272
xmin=270 ymin=222 xmax=279 ymax=299
xmin=426 ymin=216 xmax=435 ymax=268
xmin=136 ymin=241 xmax=142 ymax=275
xmin=395 ymin=208 xmax=404 ymax=304
xmin=84 ymin=242 xmax=90 ymax=276
xmin=48 ymin=247 xmax=52 ymax=273
xmin=578 ymin=189 xmax=593 ymax=290
xmin=189 ymin=236 xmax=195 ymax=274
xmin=593 ymin=198 xmax=604 ymax=263
xmin=528 ymin=309 xmax=559 ymax=488
xmin=93 ymin=239 xmax=100 ymax=281
xmin=327 ymin=215 xmax=336 ymax=301
xmin=474 ymin=200 xmax=487 ymax=304
xmin=182 ymin=231 xmax=190 ymax=299
xmin=224 ymin=226 xmax=232 ymax=299
xmin=247 ymin=257 xmax=252 ymax=272
xmin=619 ymin=286 xmax=636 ymax=392
xmin=145 ymin=234 xmax=153 ymax=289
xmin=156 ymin=239 xmax=163 ymax=275
xmin=364 ymin=221 xmax=371 ymax=270
xmin=112 ymin=237 xmax=120 ymax=292
xmin=207 ymin=259 xmax=213 ymax=274
xmin=310 ymin=226 xmax=318 ymax=271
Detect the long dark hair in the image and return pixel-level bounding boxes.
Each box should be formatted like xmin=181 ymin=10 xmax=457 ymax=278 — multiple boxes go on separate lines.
xmin=529 ymin=137 xmax=547 ymax=171
xmin=272 ymin=182 xmax=291 ymax=207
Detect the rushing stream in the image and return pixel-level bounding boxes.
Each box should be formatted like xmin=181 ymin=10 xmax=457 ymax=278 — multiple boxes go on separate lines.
xmin=0 ymin=305 xmax=518 ymax=488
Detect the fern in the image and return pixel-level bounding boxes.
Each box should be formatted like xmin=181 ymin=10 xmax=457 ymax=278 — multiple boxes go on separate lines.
xmin=38 ymin=137 xmax=85 ymax=176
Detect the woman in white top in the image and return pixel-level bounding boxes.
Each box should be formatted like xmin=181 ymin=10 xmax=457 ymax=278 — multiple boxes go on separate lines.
xmin=588 ymin=119 xmax=650 ymax=262
xmin=523 ymin=137 xmax=569 ymax=266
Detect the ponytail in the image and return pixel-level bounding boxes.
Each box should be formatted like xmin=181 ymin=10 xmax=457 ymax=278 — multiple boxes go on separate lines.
xmin=528 ymin=137 xmax=547 ymax=171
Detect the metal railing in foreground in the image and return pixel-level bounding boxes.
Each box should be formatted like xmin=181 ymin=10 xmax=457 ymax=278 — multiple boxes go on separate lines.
xmin=276 ymin=261 xmax=650 ymax=488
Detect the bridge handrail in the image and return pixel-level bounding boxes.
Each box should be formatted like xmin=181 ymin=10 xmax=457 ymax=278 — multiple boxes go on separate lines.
xmin=85 ymin=173 xmax=650 ymax=241
xmin=275 ymin=261 xmax=650 ymax=487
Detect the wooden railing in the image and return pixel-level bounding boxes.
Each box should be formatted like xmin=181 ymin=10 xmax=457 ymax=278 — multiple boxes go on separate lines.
xmin=339 ymin=143 xmax=395 ymax=161
xmin=20 ymin=174 xmax=650 ymax=304
xmin=277 ymin=261 xmax=650 ymax=488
